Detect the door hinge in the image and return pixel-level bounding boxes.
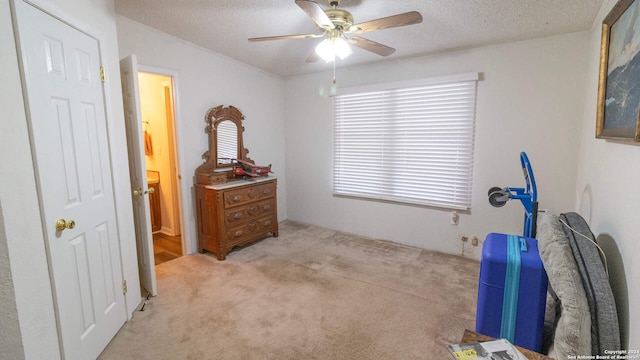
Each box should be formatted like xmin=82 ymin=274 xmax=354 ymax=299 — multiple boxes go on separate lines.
xmin=122 ymin=279 xmax=128 ymax=295
xmin=100 ymin=67 xmax=106 ymax=83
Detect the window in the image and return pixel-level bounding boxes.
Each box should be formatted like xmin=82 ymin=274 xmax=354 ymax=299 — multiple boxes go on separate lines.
xmin=333 ymin=73 xmax=478 ymax=210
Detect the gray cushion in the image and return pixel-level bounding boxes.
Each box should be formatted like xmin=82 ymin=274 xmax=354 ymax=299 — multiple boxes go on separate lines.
xmin=559 ymin=212 xmax=621 ymax=354
xmin=536 ymin=211 xmax=591 ymax=358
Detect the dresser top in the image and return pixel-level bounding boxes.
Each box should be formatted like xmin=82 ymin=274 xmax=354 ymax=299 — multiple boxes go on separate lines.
xmin=204 ymin=176 xmax=276 ymax=190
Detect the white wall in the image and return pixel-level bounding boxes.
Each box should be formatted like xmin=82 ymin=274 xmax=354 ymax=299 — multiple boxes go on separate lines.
xmin=284 ymin=32 xmax=589 ymax=258
xmin=575 ymin=0 xmax=639 ymax=348
xmin=1 ymin=0 xmax=140 ymax=358
xmin=0 ymin=201 xmax=25 ymax=360
xmin=116 ymin=16 xmax=288 ymax=255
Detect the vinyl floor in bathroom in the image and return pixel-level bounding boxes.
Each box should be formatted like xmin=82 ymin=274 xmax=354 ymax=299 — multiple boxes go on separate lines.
xmin=153 ymin=233 xmax=182 ymax=265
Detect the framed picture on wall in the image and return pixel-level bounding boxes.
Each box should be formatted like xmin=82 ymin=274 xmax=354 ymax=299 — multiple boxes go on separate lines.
xmin=596 ymin=0 xmax=640 ymax=142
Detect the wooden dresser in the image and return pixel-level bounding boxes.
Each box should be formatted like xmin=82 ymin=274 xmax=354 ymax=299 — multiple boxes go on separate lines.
xmin=195 ymin=177 xmax=278 ymax=260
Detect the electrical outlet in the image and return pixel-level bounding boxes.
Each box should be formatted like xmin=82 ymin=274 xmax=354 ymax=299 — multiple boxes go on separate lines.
xmin=471 ymin=236 xmax=479 ymax=246
xmin=450 ymin=211 xmax=459 ymax=225
xmin=460 ymin=236 xmax=468 ymax=242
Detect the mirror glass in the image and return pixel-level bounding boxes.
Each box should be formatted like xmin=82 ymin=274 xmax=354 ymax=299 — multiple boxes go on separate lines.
xmin=216 ymin=120 xmax=237 ymax=166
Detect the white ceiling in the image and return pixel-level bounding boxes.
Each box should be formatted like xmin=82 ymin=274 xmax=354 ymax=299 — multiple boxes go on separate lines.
xmin=114 ymin=0 xmax=604 ymax=78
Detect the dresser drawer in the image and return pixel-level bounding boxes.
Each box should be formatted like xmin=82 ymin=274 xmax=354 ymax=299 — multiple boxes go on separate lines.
xmin=223 ymin=181 xmax=276 ymax=208
xmin=224 ymin=199 xmax=275 ymax=225
xmin=226 ymin=216 xmax=277 ymax=247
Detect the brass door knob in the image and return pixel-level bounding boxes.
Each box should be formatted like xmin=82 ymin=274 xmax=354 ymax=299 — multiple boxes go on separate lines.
xmin=56 ymin=219 xmax=76 ymax=232
xmin=134 ymin=187 xmax=154 ymax=196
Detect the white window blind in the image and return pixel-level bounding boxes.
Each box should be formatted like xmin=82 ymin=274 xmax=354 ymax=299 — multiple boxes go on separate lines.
xmin=333 ymin=73 xmax=478 ymax=210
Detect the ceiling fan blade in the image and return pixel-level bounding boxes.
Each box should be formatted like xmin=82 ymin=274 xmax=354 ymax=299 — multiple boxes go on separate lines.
xmin=348 ymin=11 xmax=422 ymax=34
xmin=248 ymin=33 xmax=323 ymax=42
xmin=295 ymin=0 xmax=334 ymax=30
xmin=349 ymin=36 xmax=395 ymax=56
xmin=306 ymin=50 xmax=321 ymax=63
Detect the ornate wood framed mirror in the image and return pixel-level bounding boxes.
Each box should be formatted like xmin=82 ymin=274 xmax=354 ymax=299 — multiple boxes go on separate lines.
xmin=196 ymin=105 xmax=253 ymax=184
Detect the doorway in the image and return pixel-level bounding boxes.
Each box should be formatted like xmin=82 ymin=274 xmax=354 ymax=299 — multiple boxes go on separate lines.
xmin=137 ymin=71 xmax=184 ymax=266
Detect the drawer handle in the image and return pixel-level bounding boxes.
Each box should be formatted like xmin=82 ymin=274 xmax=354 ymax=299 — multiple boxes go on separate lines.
xmin=262 ymin=189 xmax=271 ymax=195
xmin=262 ymin=205 xmax=271 ymax=211
xmin=232 ymin=195 xmax=241 ymax=202
xmin=233 ymin=230 xmax=243 ymax=238
xmin=233 ymin=213 xmax=242 ymax=219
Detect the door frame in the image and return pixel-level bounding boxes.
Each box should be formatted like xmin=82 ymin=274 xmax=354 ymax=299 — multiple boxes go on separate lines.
xmin=13 ymin=0 xmax=142 ymax=320
xmin=137 ymin=65 xmax=187 ymax=256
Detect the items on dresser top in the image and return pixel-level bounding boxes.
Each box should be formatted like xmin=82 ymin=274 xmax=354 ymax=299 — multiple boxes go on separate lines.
xmin=195 ymin=105 xmax=254 ymax=186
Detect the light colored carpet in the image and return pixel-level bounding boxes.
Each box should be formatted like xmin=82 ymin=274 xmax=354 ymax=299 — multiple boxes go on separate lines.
xmin=99 ymin=221 xmax=480 ymax=359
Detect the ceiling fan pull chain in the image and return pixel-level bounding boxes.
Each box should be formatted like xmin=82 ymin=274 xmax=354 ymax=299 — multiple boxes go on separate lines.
xmin=333 ymin=60 xmax=336 ymax=84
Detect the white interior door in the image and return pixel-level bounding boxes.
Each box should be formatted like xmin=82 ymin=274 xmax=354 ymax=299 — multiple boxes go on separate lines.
xmin=120 ymin=55 xmax=158 ymax=296
xmin=13 ymin=2 xmax=126 ymax=359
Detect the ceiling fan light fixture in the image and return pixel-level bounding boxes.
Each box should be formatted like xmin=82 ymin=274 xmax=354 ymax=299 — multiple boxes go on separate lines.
xmin=315 ymin=36 xmax=352 ymax=63
xmin=334 ymin=37 xmax=352 ymax=59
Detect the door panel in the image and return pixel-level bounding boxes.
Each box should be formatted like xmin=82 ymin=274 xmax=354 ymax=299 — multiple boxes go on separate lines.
xmin=120 ymin=55 xmax=158 ymax=295
xmin=14 ymin=2 xmax=126 ymax=359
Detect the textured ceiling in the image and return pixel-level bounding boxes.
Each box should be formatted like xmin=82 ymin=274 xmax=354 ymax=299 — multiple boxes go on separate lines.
xmin=114 ymin=0 xmax=604 ymax=78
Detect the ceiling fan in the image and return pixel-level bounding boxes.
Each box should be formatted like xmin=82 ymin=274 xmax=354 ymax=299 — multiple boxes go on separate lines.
xmin=248 ymin=0 xmax=423 ymax=63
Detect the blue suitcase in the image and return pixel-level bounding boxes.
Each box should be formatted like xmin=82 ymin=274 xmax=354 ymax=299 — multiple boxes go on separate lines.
xmin=475 ymin=233 xmax=548 ymax=352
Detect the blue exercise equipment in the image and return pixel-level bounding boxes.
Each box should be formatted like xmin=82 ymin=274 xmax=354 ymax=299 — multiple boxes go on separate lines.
xmin=488 ymin=152 xmax=538 ymax=238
